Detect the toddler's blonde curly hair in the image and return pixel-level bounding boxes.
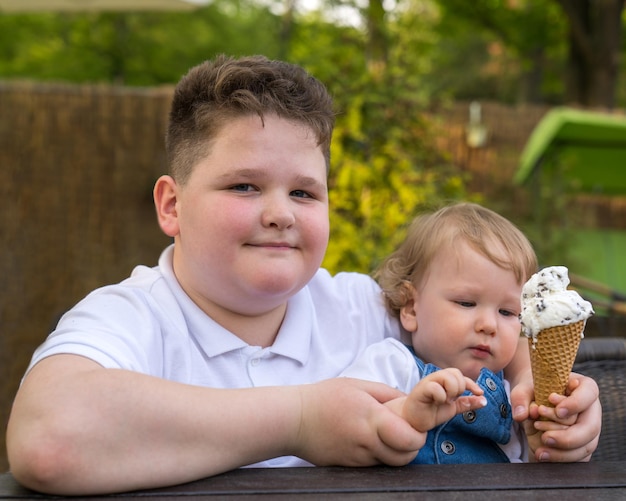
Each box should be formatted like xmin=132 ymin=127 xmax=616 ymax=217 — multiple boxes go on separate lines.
xmin=374 ymin=202 xmax=538 ymax=318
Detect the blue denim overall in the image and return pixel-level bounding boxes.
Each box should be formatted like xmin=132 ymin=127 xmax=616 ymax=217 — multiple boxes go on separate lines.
xmin=406 ymin=347 xmax=512 ymax=464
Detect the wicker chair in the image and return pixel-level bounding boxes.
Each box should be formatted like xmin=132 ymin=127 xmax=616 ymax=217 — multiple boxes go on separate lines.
xmin=573 ymin=336 xmax=626 ymax=462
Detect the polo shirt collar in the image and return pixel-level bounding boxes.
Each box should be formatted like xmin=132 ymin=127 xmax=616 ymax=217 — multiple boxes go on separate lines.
xmin=267 ymin=289 xmax=313 ymax=365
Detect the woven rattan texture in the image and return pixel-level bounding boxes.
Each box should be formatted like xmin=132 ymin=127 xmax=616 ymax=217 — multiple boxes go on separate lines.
xmin=574 ymin=357 xmax=626 ymax=462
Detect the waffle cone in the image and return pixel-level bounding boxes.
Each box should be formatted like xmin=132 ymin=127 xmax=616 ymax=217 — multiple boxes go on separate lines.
xmin=528 ymin=320 xmax=585 ymax=407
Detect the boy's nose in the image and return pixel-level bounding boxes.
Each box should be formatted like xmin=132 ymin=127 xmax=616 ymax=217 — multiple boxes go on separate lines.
xmin=262 ymin=196 xmax=295 ymax=229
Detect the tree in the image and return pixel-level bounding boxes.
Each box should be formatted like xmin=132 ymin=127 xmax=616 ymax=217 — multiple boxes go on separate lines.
xmin=556 ymin=0 xmax=625 ymax=108
xmin=363 ymin=0 xmax=389 ymax=71
xmin=434 ymin=0 xmax=566 ymax=104
xmin=433 ymin=0 xmax=625 ymax=107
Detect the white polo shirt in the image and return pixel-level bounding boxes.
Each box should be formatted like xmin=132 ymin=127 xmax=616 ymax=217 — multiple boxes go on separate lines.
xmin=27 ymin=245 xmax=402 ymax=467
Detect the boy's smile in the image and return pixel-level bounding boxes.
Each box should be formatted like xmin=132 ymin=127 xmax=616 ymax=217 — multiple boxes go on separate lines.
xmin=155 ymin=114 xmax=329 ymax=344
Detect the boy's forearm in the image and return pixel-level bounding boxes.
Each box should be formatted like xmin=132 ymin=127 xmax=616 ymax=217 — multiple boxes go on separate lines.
xmin=6 ymin=355 xmax=301 ymax=495
xmin=7 ymin=356 xmax=425 ymax=495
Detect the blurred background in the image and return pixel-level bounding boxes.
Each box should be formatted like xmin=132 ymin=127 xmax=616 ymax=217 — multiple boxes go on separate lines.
xmin=1 ymin=0 xmax=626 ymax=472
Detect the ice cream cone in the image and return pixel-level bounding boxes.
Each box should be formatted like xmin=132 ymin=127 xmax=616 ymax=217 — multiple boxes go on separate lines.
xmin=528 ymin=319 xmax=585 ymax=407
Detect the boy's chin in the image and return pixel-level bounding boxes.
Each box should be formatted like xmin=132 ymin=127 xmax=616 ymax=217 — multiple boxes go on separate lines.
xmin=248 ymin=275 xmax=308 ymax=299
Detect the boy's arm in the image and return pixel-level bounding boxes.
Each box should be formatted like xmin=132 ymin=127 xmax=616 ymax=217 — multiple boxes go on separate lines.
xmin=6 ymin=355 xmax=423 ymax=496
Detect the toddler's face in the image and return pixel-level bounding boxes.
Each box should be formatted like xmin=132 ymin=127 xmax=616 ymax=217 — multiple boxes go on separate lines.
xmin=168 ymin=114 xmax=329 ymax=326
xmin=403 ymin=241 xmax=522 ymax=380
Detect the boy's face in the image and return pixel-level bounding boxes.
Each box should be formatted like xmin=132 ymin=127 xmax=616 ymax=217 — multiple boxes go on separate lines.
xmin=401 ymin=241 xmax=522 ymax=380
xmin=159 ymin=114 xmax=329 ymax=329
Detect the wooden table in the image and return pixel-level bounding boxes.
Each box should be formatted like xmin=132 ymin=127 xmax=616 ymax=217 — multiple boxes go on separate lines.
xmin=1 ymin=462 xmax=625 ymax=500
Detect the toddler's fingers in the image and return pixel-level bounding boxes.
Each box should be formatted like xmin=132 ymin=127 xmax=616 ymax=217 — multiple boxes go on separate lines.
xmin=462 ymin=377 xmax=484 ymax=397
xmin=534 ymin=419 xmax=570 ymax=432
xmin=456 ymin=395 xmax=487 ymax=413
xmin=536 ymin=403 xmax=577 ymax=426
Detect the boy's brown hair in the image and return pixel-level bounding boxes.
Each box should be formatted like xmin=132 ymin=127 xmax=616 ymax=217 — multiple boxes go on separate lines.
xmin=375 ymin=202 xmax=538 ymax=317
xmin=166 ymin=54 xmax=336 ymax=185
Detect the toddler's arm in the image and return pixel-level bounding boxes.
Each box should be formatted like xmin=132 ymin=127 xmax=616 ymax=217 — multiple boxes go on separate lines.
xmin=385 ymin=368 xmax=487 ymax=433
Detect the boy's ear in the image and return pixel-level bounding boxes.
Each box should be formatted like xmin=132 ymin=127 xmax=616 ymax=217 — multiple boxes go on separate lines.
xmin=399 ymin=282 xmax=418 ymax=333
xmin=153 ymin=175 xmax=180 ymax=238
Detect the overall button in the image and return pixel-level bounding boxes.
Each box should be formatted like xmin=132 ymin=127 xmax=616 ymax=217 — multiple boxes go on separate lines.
xmin=500 ymin=403 xmax=509 ymax=418
xmin=441 ymin=441 xmax=456 ymax=455
xmin=463 ymin=410 xmax=477 ymax=423
xmin=485 ymin=377 xmax=497 ymax=391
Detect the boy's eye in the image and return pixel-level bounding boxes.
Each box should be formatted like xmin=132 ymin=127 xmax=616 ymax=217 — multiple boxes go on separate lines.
xmin=291 ymin=189 xmax=312 ymax=199
xmin=456 ymin=301 xmax=475 ymax=308
xmin=499 ymin=309 xmax=518 ymax=318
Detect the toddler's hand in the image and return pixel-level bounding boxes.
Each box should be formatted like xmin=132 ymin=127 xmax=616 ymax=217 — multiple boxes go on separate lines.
xmin=401 ymin=368 xmax=487 ymax=432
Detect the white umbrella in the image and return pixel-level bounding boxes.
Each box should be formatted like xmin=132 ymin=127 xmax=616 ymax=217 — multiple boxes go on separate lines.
xmin=0 ymin=0 xmax=208 ymax=12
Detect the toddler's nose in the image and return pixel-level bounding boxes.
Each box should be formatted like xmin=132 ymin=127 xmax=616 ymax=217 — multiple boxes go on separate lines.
xmin=475 ymin=309 xmax=497 ymax=336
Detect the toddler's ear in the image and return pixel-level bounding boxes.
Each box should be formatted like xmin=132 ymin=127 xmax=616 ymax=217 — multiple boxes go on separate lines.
xmin=399 ymin=282 xmax=418 ymax=333
xmin=153 ymin=175 xmax=180 ymax=238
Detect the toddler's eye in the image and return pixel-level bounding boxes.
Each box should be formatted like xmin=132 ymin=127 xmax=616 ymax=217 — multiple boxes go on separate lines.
xmin=456 ymin=301 xmax=475 ymax=308
xmin=499 ymin=309 xmax=517 ymax=317
xmin=230 ymin=184 xmax=255 ymax=192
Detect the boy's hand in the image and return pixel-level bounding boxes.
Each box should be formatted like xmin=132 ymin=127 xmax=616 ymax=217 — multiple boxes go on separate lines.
xmin=523 ymin=397 xmax=574 ymax=463
xmin=399 ymin=368 xmax=487 ymax=433
xmin=293 ymin=378 xmax=426 ymax=467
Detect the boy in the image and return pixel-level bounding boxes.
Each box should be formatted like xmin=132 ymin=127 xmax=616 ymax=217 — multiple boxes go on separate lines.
xmin=6 ymin=56 xmax=601 ymax=495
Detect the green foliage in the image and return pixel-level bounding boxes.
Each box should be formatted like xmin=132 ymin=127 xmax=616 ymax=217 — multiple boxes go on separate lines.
xmin=321 ymin=75 xmax=471 ymax=274
xmin=0 ymin=1 xmax=283 ymax=84
xmin=285 ymin=13 xmax=367 ymax=93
